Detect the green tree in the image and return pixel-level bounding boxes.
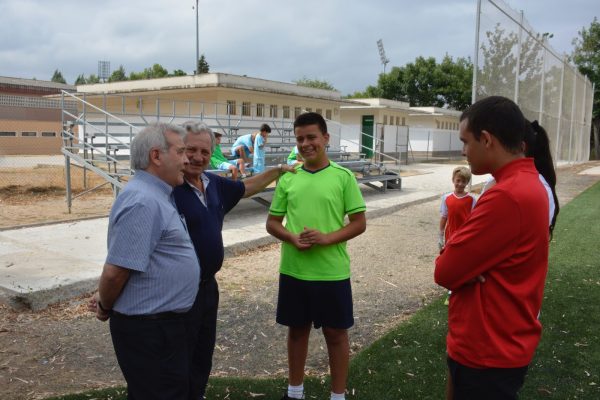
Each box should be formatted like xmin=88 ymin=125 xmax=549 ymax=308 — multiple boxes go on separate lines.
xmin=403 ymin=56 xmax=444 ymax=107
xmin=346 ymin=56 xmax=471 ymax=110
xmin=197 ymin=54 xmax=209 ymax=74
xmin=51 ymin=69 xmax=66 ymax=84
xmin=171 ymin=69 xmax=187 ymax=76
xmin=571 ymin=17 xmax=600 ymax=159
xmin=437 ymin=55 xmax=473 ymax=110
xmin=293 ymin=77 xmax=336 ymax=91
xmin=129 ymin=64 xmax=169 ymax=80
xmin=346 ymin=85 xmax=382 ymax=99
xmin=108 ymin=65 xmax=128 ymax=82
xmin=86 ymin=74 xmax=100 ymax=84
xmin=74 ymin=74 xmax=87 ymax=85
xmin=477 ymin=24 xmax=519 ymax=99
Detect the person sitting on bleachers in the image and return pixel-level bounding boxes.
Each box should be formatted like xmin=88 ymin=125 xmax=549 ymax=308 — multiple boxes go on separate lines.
xmin=231 ymin=123 xmax=271 ymax=166
xmin=210 ymin=132 xmax=247 ymax=179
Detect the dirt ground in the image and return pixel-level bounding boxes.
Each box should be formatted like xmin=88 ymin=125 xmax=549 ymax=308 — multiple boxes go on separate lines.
xmin=0 ymin=165 xmax=114 ymax=229
xmin=0 ymin=161 xmax=599 ymax=400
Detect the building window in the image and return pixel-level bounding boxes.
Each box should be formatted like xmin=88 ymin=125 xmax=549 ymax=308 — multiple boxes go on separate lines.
xmin=294 ymin=107 xmax=302 ymax=118
xmin=42 ymin=132 xmax=57 ymax=137
xmin=242 ymin=102 xmax=251 ymax=116
xmin=21 ymin=131 xmax=37 ymax=137
xmin=269 ymin=104 xmax=278 ymax=118
xmin=395 ymin=116 xmax=400 ymax=125
xmin=383 ymin=115 xmax=388 ymax=125
xmin=402 ymin=117 xmax=406 ymax=125
xmin=326 ymin=109 xmax=332 ymax=120
xmin=316 ymin=108 xmax=322 ymax=115
xmin=305 ymin=107 xmax=312 ymax=112
xmin=256 ymin=103 xmax=264 ymax=117
xmin=436 ymin=120 xmax=440 ymax=129
xmin=0 ymin=132 xmax=16 ymax=136
xmin=227 ymin=100 xmax=236 ymax=115
xmin=283 ymin=106 xmax=290 ymax=119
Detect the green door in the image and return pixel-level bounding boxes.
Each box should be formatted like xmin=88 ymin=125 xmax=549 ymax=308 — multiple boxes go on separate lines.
xmin=361 ymin=115 xmax=374 ymax=158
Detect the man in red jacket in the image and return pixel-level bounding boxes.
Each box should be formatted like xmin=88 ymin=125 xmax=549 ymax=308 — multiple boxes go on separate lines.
xmin=435 ymin=96 xmax=549 ymax=399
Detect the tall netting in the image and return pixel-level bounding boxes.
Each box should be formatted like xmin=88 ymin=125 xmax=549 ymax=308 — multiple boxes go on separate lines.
xmin=474 ymin=0 xmax=594 ymax=163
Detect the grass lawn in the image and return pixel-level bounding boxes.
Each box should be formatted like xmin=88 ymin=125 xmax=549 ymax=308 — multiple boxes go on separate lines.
xmin=48 ymin=182 xmax=600 ymax=400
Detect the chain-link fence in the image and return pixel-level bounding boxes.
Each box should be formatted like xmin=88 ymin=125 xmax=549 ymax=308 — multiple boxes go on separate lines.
xmin=474 ymin=0 xmax=594 ymax=163
xmin=0 ymin=94 xmax=92 ymax=191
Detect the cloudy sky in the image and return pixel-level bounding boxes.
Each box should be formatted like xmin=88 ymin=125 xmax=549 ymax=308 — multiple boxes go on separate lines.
xmin=0 ymin=0 xmax=597 ymax=95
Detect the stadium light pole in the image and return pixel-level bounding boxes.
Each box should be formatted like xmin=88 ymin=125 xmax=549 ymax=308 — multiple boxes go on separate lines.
xmin=195 ymin=0 xmax=199 ymax=75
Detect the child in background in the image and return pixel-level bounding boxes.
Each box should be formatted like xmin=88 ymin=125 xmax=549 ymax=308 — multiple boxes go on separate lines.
xmin=439 ymin=166 xmax=477 ymax=251
xmin=210 ymin=131 xmax=247 ymax=179
xmin=252 ymin=128 xmax=268 ymax=173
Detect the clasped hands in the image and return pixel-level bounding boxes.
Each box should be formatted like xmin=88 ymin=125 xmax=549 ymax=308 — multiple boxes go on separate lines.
xmin=292 ymin=227 xmax=328 ymax=250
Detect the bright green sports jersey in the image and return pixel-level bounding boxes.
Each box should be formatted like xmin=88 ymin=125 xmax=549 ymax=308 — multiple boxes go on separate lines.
xmin=269 ymin=161 xmax=366 ymax=281
xmin=210 ymin=144 xmax=229 ymax=169
xmin=287 ymin=146 xmax=298 ymax=162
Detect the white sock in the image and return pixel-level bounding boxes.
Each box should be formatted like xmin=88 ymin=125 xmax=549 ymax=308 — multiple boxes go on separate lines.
xmin=331 ymin=392 xmax=345 ymax=400
xmin=288 ymin=383 xmax=304 ymax=399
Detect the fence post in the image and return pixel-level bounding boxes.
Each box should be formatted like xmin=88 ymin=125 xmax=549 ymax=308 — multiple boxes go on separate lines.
xmin=514 ymin=10 xmax=524 ymax=104
xmin=555 ymin=59 xmax=565 ymax=163
xmin=62 ymin=92 xmax=72 ymax=214
xmin=471 ymin=0 xmax=482 ymax=104
xmin=426 ymin=131 xmax=430 ymax=161
xmin=538 ymin=38 xmax=546 ymax=124
xmin=568 ymin=69 xmax=577 ymax=163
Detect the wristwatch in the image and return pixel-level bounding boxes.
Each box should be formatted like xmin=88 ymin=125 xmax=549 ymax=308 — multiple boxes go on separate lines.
xmin=98 ymin=301 xmax=112 ymax=314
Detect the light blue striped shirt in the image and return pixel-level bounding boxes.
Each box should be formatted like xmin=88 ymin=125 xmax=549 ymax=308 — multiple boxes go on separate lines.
xmin=106 ymin=170 xmax=200 ymax=315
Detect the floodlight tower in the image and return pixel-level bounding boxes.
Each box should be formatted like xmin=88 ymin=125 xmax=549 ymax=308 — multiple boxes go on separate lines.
xmin=377 ymin=39 xmax=390 ymax=74
xmin=98 ymin=60 xmax=110 ymax=82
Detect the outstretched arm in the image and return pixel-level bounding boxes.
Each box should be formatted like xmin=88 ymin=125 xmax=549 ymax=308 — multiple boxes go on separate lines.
xmin=243 ymin=164 xmax=296 ymax=197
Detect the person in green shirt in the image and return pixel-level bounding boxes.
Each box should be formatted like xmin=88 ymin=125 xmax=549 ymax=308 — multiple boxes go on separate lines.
xmin=266 ymin=112 xmax=367 ymax=400
xmin=210 ymin=132 xmax=247 ymax=179
xmin=286 ymin=145 xmax=303 ymax=167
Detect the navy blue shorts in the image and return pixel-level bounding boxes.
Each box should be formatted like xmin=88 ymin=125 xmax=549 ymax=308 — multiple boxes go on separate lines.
xmin=276 ymin=273 xmax=354 ymax=329
xmin=447 ymin=356 xmax=528 ymax=399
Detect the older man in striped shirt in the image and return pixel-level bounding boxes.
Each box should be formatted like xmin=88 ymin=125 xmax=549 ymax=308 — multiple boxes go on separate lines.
xmin=89 ymin=122 xmax=200 ymax=399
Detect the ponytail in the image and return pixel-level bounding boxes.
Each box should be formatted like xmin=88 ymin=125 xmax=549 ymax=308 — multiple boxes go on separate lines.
xmin=525 ymin=120 xmax=560 ymax=237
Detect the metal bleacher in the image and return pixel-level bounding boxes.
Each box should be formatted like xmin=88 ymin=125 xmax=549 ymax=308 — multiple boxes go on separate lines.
xmin=60 ymin=91 xmax=401 ymax=211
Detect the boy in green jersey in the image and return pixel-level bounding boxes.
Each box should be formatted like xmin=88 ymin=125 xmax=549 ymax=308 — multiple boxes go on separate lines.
xmin=267 ymin=112 xmax=367 ymax=400
xmin=286 ymin=145 xmax=303 ymax=167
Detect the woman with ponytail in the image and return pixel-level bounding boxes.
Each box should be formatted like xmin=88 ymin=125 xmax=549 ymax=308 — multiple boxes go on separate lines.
xmin=525 ymin=120 xmax=559 ymax=236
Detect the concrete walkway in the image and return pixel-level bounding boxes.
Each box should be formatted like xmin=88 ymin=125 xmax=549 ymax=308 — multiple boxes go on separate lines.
xmin=1 ymin=160 xmax=577 ymax=310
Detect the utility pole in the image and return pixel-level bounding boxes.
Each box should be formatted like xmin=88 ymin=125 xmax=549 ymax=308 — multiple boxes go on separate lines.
xmin=195 ymin=0 xmax=199 ymax=74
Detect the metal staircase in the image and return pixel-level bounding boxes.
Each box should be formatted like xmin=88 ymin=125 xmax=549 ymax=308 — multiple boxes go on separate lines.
xmin=60 ymin=90 xmax=139 ymax=212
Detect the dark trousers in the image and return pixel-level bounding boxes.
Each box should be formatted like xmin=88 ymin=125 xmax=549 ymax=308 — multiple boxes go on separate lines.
xmin=186 ymin=277 xmax=219 ymax=400
xmin=110 ymin=313 xmax=190 ymax=400
xmin=448 ymin=356 xmax=529 ymax=400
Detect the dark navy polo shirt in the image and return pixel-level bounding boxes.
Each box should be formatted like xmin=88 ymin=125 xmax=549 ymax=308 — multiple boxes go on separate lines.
xmin=173 ymin=172 xmax=245 ymax=280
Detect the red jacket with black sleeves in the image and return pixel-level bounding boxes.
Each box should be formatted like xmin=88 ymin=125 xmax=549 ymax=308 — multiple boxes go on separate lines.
xmin=434 ymin=158 xmax=549 ymax=368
